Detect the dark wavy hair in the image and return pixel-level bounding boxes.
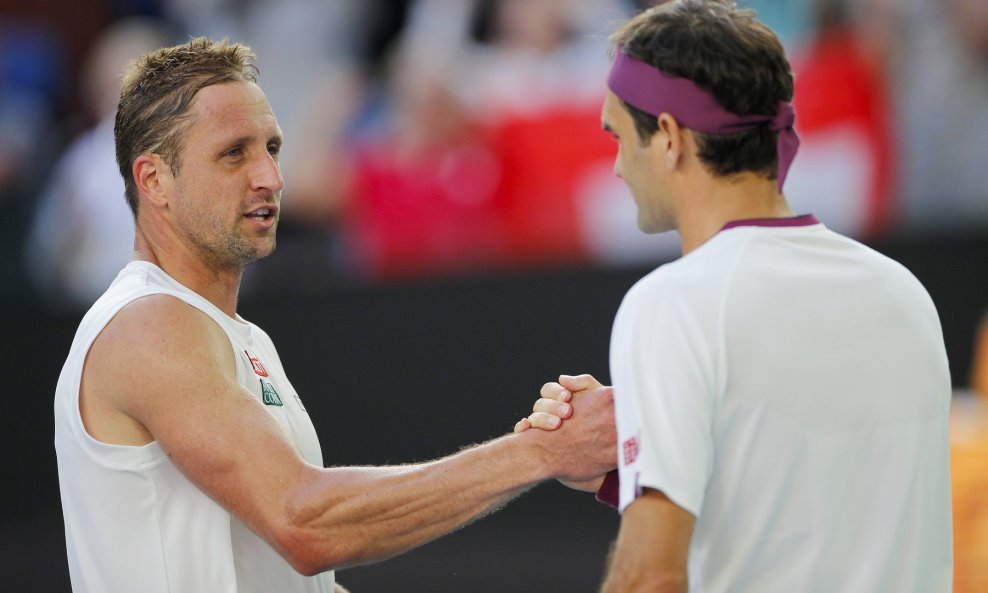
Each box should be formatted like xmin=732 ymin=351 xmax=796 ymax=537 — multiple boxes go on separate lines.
xmin=611 ymin=0 xmax=794 ymax=181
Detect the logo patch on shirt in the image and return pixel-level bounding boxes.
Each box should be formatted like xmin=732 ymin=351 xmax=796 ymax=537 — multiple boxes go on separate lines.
xmin=245 ymin=350 xmax=268 ymax=377
xmin=260 ymin=379 xmax=283 ymax=406
xmin=623 ymin=436 xmax=640 ymax=465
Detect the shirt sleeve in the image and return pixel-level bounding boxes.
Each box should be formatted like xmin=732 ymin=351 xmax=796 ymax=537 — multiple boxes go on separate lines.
xmin=610 ymin=274 xmax=720 ymax=517
xmin=595 ymin=470 xmax=620 ymax=508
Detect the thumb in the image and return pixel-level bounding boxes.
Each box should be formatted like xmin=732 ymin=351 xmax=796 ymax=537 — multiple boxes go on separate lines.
xmin=558 ymin=373 xmax=603 ymax=393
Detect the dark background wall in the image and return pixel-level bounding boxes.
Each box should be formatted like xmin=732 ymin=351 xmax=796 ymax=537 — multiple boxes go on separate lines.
xmin=3 ymin=231 xmax=986 ymax=592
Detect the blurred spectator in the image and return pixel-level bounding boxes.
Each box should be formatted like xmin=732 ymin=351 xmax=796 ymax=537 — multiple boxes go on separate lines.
xmin=951 ymin=393 xmax=988 ymax=593
xmin=951 ymin=310 xmax=988 ymax=593
xmin=461 ymin=0 xmax=608 ymax=267
xmin=635 ymin=0 xmax=816 ymax=52
xmin=157 ymin=0 xmax=374 ymax=291
xmin=458 ymin=0 xmax=615 ymax=117
xmin=784 ymin=0 xmax=896 ymax=238
xmin=864 ymin=0 xmax=988 ymax=231
xmin=457 ymin=0 xmax=681 ymax=267
xmin=324 ymin=39 xmax=506 ymax=281
xmin=738 ymin=0 xmax=817 ymax=51
xmin=24 ymin=18 xmax=171 ymax=310
xmin=0 ymin=21 xmax=64 ymax=302
xmin=974 ymin=311 xmax=988 ymax=397
xmin=162 ymin=0 xmax=369 ymax=218
xmin=13 ymin=0 xmax=988 ymax=295
xmin=0 ymin=23 xmax=62 ymax=199
xmin=299 ymin=0 xmax=683 ymax=281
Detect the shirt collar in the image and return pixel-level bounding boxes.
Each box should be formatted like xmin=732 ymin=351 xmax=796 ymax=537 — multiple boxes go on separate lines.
xmin=720 ymin=214 xmax=819 ymax=232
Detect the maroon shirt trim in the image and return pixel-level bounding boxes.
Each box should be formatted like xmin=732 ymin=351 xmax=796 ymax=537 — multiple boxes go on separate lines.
xmin=721 ymin=214 xmax=819 ymax=232
xmin=596 ymin=470 xmax=620 ymax=508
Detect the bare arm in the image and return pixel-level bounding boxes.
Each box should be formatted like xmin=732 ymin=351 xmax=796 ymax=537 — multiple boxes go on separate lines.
xmin=81 ymin=296 xmax=616 ymax=575
xmin=599 ymin=489 xmax=695 ymax=593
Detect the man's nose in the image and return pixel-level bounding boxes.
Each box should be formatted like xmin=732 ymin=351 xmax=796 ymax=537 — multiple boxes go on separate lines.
xmin=251 ymin=153 xmax=284 ymax=194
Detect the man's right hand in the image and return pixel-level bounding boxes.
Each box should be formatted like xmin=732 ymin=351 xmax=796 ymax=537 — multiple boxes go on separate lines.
xmin=516 ymin=374 xmax=615 ymax=492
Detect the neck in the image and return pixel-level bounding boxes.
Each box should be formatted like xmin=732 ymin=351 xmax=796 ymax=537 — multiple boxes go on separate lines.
xmin=676 ymin=172 xmax=794 ymax=255
xmin=134 ymin=227 xmax=243 ymax=318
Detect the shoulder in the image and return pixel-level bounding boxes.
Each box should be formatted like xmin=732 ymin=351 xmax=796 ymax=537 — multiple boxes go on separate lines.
xmin=82 ymin=294 xmax=239 ymax=444
xmin=807 ymin=227 xmax=932 ymax=295
xmin=107 ymin=294 xmax=228 ymax=346
xmin=90 ymin=294 xmax=236 ymax=388
xmin=622 ymin=238 xmax=742 ymax=310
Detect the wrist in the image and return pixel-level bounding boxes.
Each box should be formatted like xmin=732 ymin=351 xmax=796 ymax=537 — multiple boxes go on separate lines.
xmin=503 ymin=429 xmax=558 ymax=484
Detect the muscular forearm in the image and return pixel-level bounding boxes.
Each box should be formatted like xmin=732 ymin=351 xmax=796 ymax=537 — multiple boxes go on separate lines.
xmin=279 ymin=431 xmax=555 ymax=574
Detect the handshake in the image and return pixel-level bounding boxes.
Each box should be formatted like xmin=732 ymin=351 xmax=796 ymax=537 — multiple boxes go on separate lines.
xmin=514 ymin=374 xmax=616 ymax=493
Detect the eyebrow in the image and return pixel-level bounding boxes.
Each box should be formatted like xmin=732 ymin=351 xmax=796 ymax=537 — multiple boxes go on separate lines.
xmin=221 ymin=133 xmax=284 ymax=149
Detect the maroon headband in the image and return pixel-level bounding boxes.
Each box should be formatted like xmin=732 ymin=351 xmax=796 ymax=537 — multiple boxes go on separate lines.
xmin=607 ymin=50 xmax=799 ymax=191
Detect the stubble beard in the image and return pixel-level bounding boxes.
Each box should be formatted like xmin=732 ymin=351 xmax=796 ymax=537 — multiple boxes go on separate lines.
xmin=183 ymin=206 xmax=277 ymax=272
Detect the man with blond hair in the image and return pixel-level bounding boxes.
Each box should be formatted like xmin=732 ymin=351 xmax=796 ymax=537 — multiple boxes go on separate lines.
xmin=54 ymin=37 xmax=615 ymax=592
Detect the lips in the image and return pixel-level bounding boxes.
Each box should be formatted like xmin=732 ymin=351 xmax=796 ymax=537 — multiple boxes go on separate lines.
xmin=244 ymin=205 xmax=278 ymax=220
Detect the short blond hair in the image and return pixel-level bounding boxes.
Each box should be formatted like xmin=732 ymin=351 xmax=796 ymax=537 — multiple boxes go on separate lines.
xmin=114 ymin=37 xmax=259 ymax=215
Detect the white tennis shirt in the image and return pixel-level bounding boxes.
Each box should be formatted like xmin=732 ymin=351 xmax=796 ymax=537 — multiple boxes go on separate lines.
xmin=54 ymin=261 xmax=334 ymax=592
xmin=612 ymin=216 xmax=952 ymax=592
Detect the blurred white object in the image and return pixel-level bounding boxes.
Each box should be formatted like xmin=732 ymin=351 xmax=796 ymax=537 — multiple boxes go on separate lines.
xmin=25 ymin=18 xmax=168 ymax=309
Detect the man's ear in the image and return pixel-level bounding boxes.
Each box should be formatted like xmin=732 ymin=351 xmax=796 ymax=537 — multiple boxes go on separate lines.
xmin=656 ymin=113 xmax=685 ymax=171
xmin=133 ymin=154 xmax=171 ymax=209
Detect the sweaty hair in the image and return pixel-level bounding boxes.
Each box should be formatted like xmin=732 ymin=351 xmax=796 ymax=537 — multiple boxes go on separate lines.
xmin=611 ymin=0 xmax=794 ymax=181
xmin=114 ymin=37 xmax=259 ymax=216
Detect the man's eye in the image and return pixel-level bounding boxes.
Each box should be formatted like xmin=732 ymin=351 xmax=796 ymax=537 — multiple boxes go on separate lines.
xmin=268 ymin=144 xmax=281 ymax=157
xmin=226 ymin=147 xmax=243 ymax=158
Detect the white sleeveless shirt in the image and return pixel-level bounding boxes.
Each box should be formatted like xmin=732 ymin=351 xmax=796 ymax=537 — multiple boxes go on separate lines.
xmin=54 ymin=261 xmax=334 ymax=592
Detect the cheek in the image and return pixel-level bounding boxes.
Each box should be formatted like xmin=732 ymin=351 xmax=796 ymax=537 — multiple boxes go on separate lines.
xmin=178 ymin=167 xmax=236 ymax=204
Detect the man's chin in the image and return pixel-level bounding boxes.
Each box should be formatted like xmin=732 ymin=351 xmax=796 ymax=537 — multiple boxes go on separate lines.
xmin=230 ymin=237 xmax=276 ymax=269
xmin=251 ymin=238 xmax=276 ymax=263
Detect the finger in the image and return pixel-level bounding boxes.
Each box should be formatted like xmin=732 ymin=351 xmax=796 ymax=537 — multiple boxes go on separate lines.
xmin=514 ymin=418 xmax=532 ymax=433
xmin=572 ymin=384 xmax=614 ymax=404
xmin=526 ymin=412 xmax=562 ymax=430
xmin=540 ymin=381 xmax=572 ymax=402
xmin=533 ymin=398 xmax=572 ymax=419
xmin=558 ymin=373 xmax=603 ymax=393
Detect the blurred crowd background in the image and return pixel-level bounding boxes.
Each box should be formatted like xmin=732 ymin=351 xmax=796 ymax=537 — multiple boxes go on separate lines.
xmin=2 ymin=0 xmax=987 ymax=308
xmin=2 ymin=0 xmax=988 ymax=590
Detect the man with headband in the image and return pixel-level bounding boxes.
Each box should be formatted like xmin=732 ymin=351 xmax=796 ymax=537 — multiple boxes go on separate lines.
xmin=519 ymin=1 xmax=952 ymax=591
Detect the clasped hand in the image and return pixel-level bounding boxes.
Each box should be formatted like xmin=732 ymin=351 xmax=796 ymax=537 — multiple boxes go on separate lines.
xmin=515 ymin=374 xmax=616 ymax=492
